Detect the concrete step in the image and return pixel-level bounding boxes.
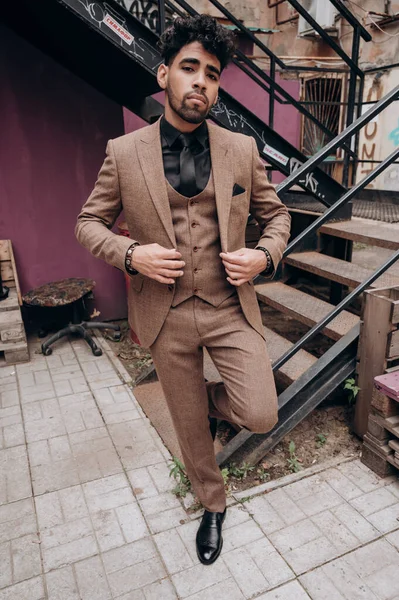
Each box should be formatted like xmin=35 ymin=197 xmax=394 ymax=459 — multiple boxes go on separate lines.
xmin=319 ymin=219 xmax=399 ymax=251
xmin=285 ymin=251 xmax=399 ymax=289
xmin=256 ymin=281 xmax=359 ymax=341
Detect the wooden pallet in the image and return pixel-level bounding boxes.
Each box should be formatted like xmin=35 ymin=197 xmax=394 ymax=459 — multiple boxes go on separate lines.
xmin=0 ymin=240 xmax=29 ymax=364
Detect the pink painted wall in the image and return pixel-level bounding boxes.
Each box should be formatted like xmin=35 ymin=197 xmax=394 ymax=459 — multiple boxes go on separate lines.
xmin=0 ymin=25 xmax=127 ymax=321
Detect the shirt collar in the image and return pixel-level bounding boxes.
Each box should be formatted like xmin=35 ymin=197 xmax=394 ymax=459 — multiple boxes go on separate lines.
xmin=161 ymin=116 xmax=208 ymax=150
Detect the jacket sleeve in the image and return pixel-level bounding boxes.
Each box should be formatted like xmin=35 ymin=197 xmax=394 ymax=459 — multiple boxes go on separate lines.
xmin=249 ymin=136 xmax=291 ymax=277
xmin=75 ymin=139 xmax=136 ymax=272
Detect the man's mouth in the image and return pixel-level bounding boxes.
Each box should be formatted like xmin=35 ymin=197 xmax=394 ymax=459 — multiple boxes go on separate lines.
xmin=187 ymin=94 xmax=207 ymax=106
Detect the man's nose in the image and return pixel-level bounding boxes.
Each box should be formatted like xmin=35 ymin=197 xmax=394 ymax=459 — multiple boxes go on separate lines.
xmin=193 ymin=70 xmax=207 ymax=89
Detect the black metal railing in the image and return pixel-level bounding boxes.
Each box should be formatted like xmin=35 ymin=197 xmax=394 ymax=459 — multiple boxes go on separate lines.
xmin=137 ymin=0 xmax=367 ymax=167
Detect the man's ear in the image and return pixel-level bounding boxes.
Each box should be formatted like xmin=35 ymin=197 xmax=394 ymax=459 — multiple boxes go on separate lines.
xmin=157 ymin=63 xmax=168 ymax=90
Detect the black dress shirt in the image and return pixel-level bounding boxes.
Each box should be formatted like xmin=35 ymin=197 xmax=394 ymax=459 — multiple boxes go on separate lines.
xmin=160 ymin=117 xmax=211 ymax=196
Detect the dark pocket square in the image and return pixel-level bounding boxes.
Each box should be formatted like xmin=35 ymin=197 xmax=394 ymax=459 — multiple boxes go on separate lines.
xmin=232 ymin=183 xmax=245 ymax=197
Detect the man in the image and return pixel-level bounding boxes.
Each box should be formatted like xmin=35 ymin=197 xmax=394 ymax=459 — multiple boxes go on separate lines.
xmin=76 ymin=14 xmax=291 ymax=565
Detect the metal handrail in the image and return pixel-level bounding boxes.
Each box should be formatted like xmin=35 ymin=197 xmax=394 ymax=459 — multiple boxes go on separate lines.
xmin=277 ymin=84 xmax=399 ymax=195
xmin=272 ymin=249 xmax=399 ymax=372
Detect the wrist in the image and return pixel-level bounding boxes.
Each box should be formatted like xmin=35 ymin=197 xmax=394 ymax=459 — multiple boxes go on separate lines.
xmin=256 ymin=246 xmax=273 ymax=276
xmin=125 ymin=243 xmax=140 ymax=275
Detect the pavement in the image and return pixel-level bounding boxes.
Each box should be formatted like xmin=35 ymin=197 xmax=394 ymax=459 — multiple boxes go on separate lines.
xmin=1 ymin=334 xmax=399 ymax=600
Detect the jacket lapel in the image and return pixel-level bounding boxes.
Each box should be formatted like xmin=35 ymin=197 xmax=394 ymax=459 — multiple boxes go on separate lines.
xmin=137 ymin=120 xmax=177 ymax=248
xmin=208 ymin=122 xmax=233 ymax=253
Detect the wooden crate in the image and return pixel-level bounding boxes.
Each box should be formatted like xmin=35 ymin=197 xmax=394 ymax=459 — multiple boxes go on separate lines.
xmin=0 ymin=240 xmax=29 ymax=364
xmin=354 ymin=286 xmax=399 ymax=437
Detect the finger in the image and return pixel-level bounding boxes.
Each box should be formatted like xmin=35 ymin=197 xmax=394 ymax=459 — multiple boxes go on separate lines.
xmin=224 ymin=266 xmax=243 ymax=276
xmin=159 ymin=260 xmax=185 ymax=269
xmin=159 ymin=269 xmax=184 ymax=278
xmin=161 ymin=248 xmax=182 ymax=259
xmin=221 ymin=254 xmax=246 ymax=266
xmin=154 ymin=275 xmax=175 ymax=284
xmin=227 ymin=276 xmax=247 ymax=287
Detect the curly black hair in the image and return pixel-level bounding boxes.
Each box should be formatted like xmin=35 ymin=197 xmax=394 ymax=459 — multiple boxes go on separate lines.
xmin=158 ymin=15 xmax=236 ymax=72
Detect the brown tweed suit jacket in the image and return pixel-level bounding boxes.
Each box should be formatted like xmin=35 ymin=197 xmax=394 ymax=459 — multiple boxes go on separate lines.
xmin=75 ymin=119 xmax=291 ymax=347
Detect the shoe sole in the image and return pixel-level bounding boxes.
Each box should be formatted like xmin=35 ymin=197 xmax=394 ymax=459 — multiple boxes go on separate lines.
xmin=196 ymin=538 xmax=223 ymax=566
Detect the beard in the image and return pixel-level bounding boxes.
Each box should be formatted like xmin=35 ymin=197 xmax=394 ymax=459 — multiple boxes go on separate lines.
xmin=166 ymin=84 xmax=211 ymax=124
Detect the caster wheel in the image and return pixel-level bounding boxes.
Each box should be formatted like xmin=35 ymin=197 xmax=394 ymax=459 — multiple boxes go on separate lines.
xmin=114 ymin=332 xmax=121 ymax=342
xmin=93 ymin=347 xmax=103 ymax=357
xmin=42 ymin=346 xmax=52 ymax=356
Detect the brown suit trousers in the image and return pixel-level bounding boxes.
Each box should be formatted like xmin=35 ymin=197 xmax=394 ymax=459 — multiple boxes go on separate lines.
xmin=150 ymin=293 xmax=277 ymax=512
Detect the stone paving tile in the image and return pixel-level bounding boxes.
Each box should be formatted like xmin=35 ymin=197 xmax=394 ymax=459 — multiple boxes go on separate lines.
xmin=0 ymin=498 xmax=37 ymax=544
xmin=0 ymin=388 xmax=19 ymax=410
xmin=103 ymin=538 xmax=166 ymax=597
xmin=141 ymin=577 xmax=178 ymax=599
xmin=45 ymin=566 xmax=80 ymax=600
xmin=185 ymin=577 xmax=244 ymax=600
xmin=299 ymin=538 xmax=399 ymax=600
xmin=319 ymin=467 xmax=364 ymax=501
xmin=127 ymin=467 xmax=159 ymax=500
xmin=366 ymin=501 xmax=399 ymax=534
xmin=109 ymin=420 xmax=165 ymax=471
xmin=171 ymin=559 xmax=230 ymax=598
xmin=147 ymin=506 xmax=189 ymax=534
xmin=246 ymin=537 xmax=295 ymax=589
xmin=337 ymin=459 xmax=397 ymax=493
xmin=0 ymin=444 xmax=31 ymax=505
xmin=74 ymin=554 xmax=113 ymax=599
xmin=284 ymin=478 xmax=344 ymax=517
xmin=244 ymin=495 xmax=285 ymax=535
xmin=40 ymin=516 xmax=99 ymax=572
xmin=223 ymin=546 xmax=270 ymax=598
xmin=256 ymin=580 xmax=311 ymax=600
xmin=94 ymin=386 xmax=141 ymax=425
xmin=349 ymin=486 xmax=399 ymax=517
xmin=0 ymin=575 xmax=45 ymax=600
xmin=154 ymin=528 xmax=194 ymax=575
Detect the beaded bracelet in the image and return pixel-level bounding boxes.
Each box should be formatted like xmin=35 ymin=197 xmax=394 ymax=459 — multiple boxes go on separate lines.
xmin=125 ymin=243 xmax=140 ymax=275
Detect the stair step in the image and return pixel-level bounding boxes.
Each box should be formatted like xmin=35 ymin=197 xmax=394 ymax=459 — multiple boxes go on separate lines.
xmin=285 ymin=252 xmax=399 ymax=289
xmin=319 ymin=219 xmax=399 ymax=250
xmin=256 ymin=282 xmax=359 ymax=341
xmin=262 ymin=325 xmax=317 ymax=387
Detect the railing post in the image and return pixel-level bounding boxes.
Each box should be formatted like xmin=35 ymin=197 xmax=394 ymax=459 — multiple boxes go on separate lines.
xmin=269 ymin=56 xmax=275 ymax=130
xmin=158 ymin=0 xmax=166 ymax=35
xmin=342 ymin=26 xmax=361 ymax=188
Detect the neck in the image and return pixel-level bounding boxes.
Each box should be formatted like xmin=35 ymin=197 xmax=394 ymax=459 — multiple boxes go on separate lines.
xmin=163 ymin=105 xmax=204 ymax=133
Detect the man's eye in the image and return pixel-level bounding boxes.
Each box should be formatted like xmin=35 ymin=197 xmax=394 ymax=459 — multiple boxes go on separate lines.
xmin=208 ymin=74 xmax=217 ymax=81
xmin=183 ymin=66 xmax=194 ymax=72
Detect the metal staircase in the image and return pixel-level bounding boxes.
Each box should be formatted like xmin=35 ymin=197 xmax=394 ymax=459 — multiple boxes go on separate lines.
xmin=3 ymin=0 xmax=399 ymax=466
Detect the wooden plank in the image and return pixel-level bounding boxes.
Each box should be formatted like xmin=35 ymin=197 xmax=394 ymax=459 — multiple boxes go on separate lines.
xmin=285 ymin=252 xmax=399 ymax=289
xmin=8 ymin=241 xmax=22 ymax=305
xmin=0 ymin=240 xmax=11 ymax=261
xmin=388 ymin=330 xmax=399 ymax=359
xmin=320 ymin=219 xmax=399 ymax=251
xmin=0 ymin=262 xmax=14 ymax=284
xmin=366 ymin=286 xmax=399 ymax=324
xmin=354 ymin=290 xmax=396 ymax=437
xmin=0 ymin=288 xmax=19 ymax=312
xmin=256 ymin=281 xmax=359 ymax=341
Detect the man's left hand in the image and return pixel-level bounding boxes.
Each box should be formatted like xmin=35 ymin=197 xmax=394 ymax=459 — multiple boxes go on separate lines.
xmin=220 ymin=248 xmax=267 ymax=287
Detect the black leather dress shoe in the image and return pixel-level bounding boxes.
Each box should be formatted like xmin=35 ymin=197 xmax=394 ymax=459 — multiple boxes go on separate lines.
xmin=208 ymin=416 xmax=217 ymax=441
xmin=196 ymin=508 xmax=226 ymax=565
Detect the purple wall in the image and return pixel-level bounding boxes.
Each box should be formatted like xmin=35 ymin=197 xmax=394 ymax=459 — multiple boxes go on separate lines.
xmin=0 ymin=25 xmax=128 ymax=321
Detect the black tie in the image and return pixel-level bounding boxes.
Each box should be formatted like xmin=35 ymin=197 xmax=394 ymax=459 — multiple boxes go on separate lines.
xmin=179 ymin=133 xmax=197 ymax=197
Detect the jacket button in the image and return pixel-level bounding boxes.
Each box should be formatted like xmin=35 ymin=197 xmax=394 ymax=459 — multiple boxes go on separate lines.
xmin=193 ymin=268 xmax=198 ymax=274
xmin=168 ymin=285 xmax=173 ymax=291
xmin=193 ymin=246 xmax=199 ymax=252
xmin=190 ymin=200 xmax=195 ymax=206
xmin=191 ymin=222 xmax=197 ymax=228
xmin=193 ymin=288 xmax=198 ymax=293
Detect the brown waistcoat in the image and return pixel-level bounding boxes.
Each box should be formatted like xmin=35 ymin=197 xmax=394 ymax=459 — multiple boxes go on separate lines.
xmin=167 ymin=174 xmax=235 ymax=308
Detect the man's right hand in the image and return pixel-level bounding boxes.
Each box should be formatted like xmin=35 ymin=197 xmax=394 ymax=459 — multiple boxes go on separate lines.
xmin=132 ymin=244 xmax=185 ymax=284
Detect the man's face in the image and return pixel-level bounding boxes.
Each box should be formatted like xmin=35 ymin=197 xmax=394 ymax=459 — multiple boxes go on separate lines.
xmin=157 ymin=42 xmax=221 ymax=126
